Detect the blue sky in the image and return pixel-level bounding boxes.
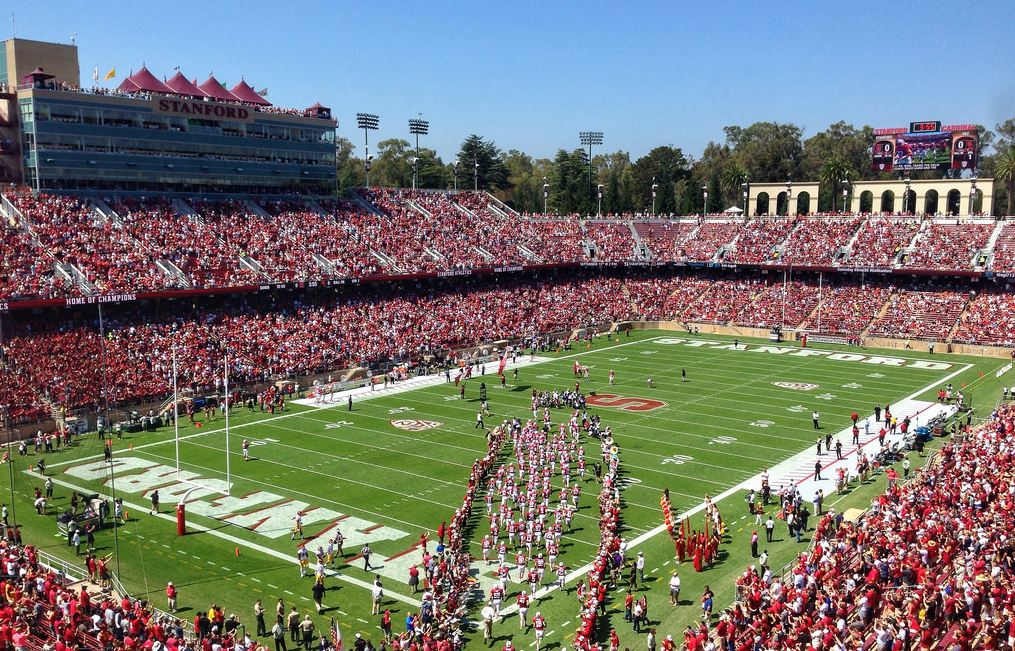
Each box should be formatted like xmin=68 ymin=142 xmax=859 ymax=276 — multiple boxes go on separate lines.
xmin=9 ymin=0 xmax=1015 ymax=161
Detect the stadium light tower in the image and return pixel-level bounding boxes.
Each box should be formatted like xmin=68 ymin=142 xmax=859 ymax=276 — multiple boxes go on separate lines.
xmin=356 ymin=113 xmax=379 ymax=187
xmin=543 ymin=177 xmax=549 ymax=214
xmin=410 ymin=157 xmax=420 ymax=191
xmin=474 ymin=157 xmax=479 ymax=191
xmin=408 ymin=117 xmax=429 ymax=188
xmin=841 ymin=181 xmax=850 ymax=213
xmin=969 ymin=176 xmax=977 ymax=216
xmin=651 ymin=177 xmax=658 ymax=215
xmin=903 ymin=175 xmax=911 ymax=214
xmin=579 ymin=131 xmax=604 ymax=201
xmin=785 ymin=179 xmax=792 ymax=216
xmin=741 ymin=182 xmax=749 ymax=216
xmin=701 ymin=185 xmax=708 ymax=216
xmin=597 ymin=183 xmax=604 ymax=217
xmin=453 ymin=160 xmax=459 ymax=191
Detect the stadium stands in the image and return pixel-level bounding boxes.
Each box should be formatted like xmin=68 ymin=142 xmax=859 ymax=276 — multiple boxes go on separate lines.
xmin=679 ymin=221 xmax=739 ymax=261
xmin=778 ymin=216 xmax=863 ymax=266
xmin=844 ymin=217 xmax=920 ymax=267
xmin=726 ymin=218 xmax=796 ymax=264
xmin=866 ymin=286 xmax=969 ymax=341
xmin=801 ymin=283 xmax=894 ymax=336
xmin=11 ymin=192 xmax=168 ymax=293
xmin=902 ymin=220 xmax=994 ymax=270
xmin=988 ymin=221 xmax=1015 ymax=272
xmin=632 ymin=220 xmax=695 ymax=262
xmin=952 ymin=288 xmax=1015 ymax=347
xmin=586 ymin=221 xmax=636 ymax=261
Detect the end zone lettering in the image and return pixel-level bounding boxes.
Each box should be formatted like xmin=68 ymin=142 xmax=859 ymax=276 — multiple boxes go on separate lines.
xmin=0 ymin=300 xmax=7 ymax=312
xmin=654 ymin=339 xmax=952 ymax=370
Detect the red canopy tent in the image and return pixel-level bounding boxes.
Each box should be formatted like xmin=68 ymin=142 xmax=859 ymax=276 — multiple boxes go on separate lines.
xmin=165 ymin=72 xmax=208 ymax=98
xmin=198 ymin=76 xmax=240 ymax=102
xmin=229 ymin=79 xmax=271 ymax=106
xmin=117 ymin=67 xmax=175 ymax=95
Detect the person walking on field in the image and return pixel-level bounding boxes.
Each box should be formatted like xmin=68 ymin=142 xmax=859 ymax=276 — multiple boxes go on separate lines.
xmin=254 ymin=599 xmax=266 ymax=637
xmin=812 ymin=411 xmax=820 ymax=429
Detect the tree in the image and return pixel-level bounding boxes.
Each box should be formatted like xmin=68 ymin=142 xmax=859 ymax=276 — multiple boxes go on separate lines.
xmin=818 ymin=154 xmax=855 ymax=212
xmin=372 ymin=139 xmax=412 ymax=188
xmin=995 ymin=148 xmax=1015 ymax=216
xmin=720 ymin=162 xmax=750 ymax=208
xmin=630 ymin=146 xmax=691 ymax=214
xmin=454 ymin=135 xmax=508 ymax=192
xmin=995 ymin=118 xmax=1015 ymax=151
xmin=725 ymin=122 xmax=803 ymax=183
xmin=549 ymin=148 xmax=594 ymax=215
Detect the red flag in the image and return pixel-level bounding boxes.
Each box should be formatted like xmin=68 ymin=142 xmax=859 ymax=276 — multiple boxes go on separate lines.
xmin=498 ymin=347 xmax=508 ymax=376
xmin=454 ymin=370 xmax=463 ymax=386
xmin=464 ymin=366 xmax=473 ymax=380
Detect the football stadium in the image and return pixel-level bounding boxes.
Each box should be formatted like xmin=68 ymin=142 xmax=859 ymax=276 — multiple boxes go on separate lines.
xmin=2 ymin=6 xmax=1015 ymax=651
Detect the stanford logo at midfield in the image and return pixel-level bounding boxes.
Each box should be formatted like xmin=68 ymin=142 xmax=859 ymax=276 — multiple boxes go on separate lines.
xmin=772 ymin=382 xmax=819 ymax=391
xmin=587 ymin=394 xmax=667 ymax=412
xmin=391 ymin=419 xmax=442 ymax=431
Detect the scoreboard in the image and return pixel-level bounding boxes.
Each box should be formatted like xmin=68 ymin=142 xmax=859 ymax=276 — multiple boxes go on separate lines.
xmin=872 ymin=122 xmax=978 ymax=173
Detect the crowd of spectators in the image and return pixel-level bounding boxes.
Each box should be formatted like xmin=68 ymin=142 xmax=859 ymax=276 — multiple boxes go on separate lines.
xmin=586 ymin=222 xmax=636 ymax=261
xmin=867 ymin=287 xmax=970 ymax=341
xmin=624 ymin=276 xmax=711 ymax=321
xmin=778 ymin=217 xmax=864 ymax=266
xmin=902 ymin=221 xmax=994 ymax=270
xmin=111 ymin=197 xmax=255 ymax=288
xmin=5 ymin=190 xmax=1015 ymax=303
xmin=727 ymin=218 xmax=796 ymax=264
xmin=734 ymin=281 xmax=820 ymax=329
xmin=952 ymin=288 xmax=1015 ymax=347
xmin=801 ymin=284 xmax=894 ymax=336
xmin=682 ymin=279 xmax=766 ymax=324
xmin=11 ymin=192 xmax=167 ymax=293
xmin=989 ymin=222 xmax=1015 ymax=272
xmin=719 ymin=402 xmax=1015 ymax=651
xmin=679 ymin=221 xmax=740 ymax=262
xmin=0 ymin=217 xmax=71 ymax=299
xmin=0 ymin=275 xmax=634 ymax=413
xmin=845 ymin=218 xmax=921 ymax=268
xmin=632 ymin=221 xmax=696 ymax=262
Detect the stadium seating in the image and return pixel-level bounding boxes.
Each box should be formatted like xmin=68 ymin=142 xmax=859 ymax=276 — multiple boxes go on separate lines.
xmin=678 ymin=221 xmax=740 ymax=261
xmin=902 ymin=220 xmax=993 ymax=269
xmin=11 ymin=192 xmax=168 ymax=293
xmin=988 ymin=221 xmax=1015 ymax=272
xmin=111 ymin=197 xmax=257 ymax=288
xmin=0 ymin=217 xmax=72 ymax=299
xmin=866 ymin=286 xmax=969 ymax=341
xmin=733 ymin=280 xmax=820 ymax=329
xmin=586 ymin=221 xmax=636 ymax=261
xmin=778 ymin=216 xmax=863 ymax=265
xmin=632 ymin=220 xmax=695 ymax=262
xmin=624 ymin=276 xmax=710 ymax=321
xmin=951 ymin=288 xmax=1015 ymax=347
xmin=726 ymin=218 xmax=795 ymax=264
xmin=799 ymin=283 xmax=893 ymax=336
xmin=844 ymin=217 xmax=921 ymax=267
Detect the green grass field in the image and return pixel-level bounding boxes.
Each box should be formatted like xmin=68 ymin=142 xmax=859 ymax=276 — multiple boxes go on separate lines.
xmin=3 ymin=330 xmax=1008 ymax=650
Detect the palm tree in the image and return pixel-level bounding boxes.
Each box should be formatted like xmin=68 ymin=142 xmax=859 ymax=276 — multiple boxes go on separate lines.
xmin=820 ymin=154 xmax=854 ymax=212
xmin=996 ymin=148 xmax=1015 ymax=216
xmin=720 ymin=163 xmax=750 ymax=210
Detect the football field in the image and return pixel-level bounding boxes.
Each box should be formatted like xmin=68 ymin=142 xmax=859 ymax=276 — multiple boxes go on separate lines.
xmin=8 ymin=331 xmax=1004 ymax=649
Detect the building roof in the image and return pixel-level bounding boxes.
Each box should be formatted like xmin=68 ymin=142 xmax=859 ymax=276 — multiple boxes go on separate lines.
xmin=117 ymin=66 xmax=175 ymax=95
xmin=198 ymin=76 xmax=240 ymax=102
xmin=229 ymin=79 xmax=271 ymax=106
xmin=165 ymin=72 xmax=208 ymax=98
